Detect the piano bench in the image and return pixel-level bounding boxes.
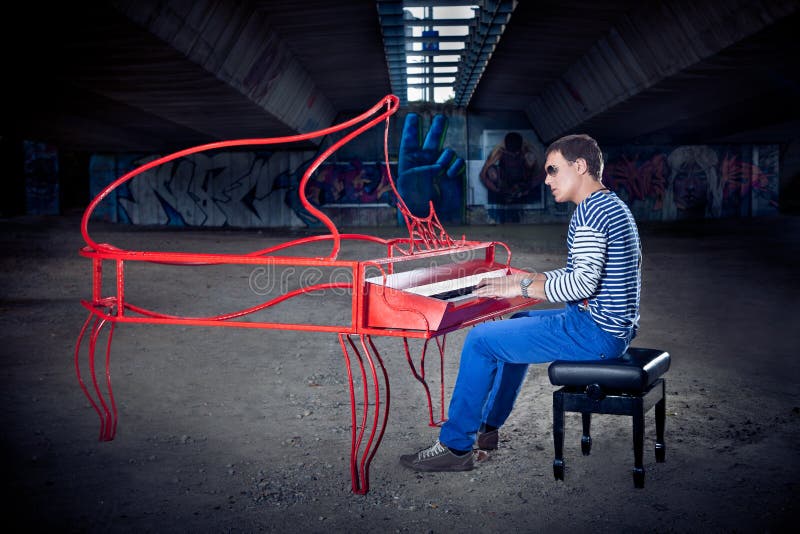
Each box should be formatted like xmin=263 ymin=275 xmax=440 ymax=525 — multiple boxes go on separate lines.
xmin=547 ymin=348 xmax=671 ymax=488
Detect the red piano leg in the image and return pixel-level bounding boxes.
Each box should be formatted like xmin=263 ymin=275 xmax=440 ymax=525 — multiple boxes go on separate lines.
xmin=434 ymin=336 xmax=447 ymax=424
xmin=338 ymin=333 xmax=390 ymax=495
xmin=402 ymin=336 xmax=448 ymax=427
xmin=74 ymin=313 xmax=118 ymax=441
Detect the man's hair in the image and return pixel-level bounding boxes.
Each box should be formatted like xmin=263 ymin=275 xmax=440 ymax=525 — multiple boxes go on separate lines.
xmin=545 ymin=134 xmax=604 ymax=179
xmin=504 ymin=132 xmax=523 ymax=153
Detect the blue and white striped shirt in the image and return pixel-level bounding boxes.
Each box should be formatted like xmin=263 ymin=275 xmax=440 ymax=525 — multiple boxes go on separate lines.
xmin=544 ymin=190 xmax=641 ymax=339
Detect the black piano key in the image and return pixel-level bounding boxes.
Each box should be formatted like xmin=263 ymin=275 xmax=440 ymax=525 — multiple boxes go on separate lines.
xmin=429 ymin=284 xmax=479 ymax=301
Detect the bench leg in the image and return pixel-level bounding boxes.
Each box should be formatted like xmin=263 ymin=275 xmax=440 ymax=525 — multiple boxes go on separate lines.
xmin=553 ymin=390 xmax=565 ymax=480
xmin=632 ymin=397 xmax=645 ymax=488
xmin=581 ymin=412 xmax=592 ymax=455
xmin=655 ymin=380 xmax=666 ymax=463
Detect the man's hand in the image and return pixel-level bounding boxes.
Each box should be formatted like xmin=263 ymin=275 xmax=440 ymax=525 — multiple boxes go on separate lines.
xmin=475 ymin=272 xmax=545 ymax=300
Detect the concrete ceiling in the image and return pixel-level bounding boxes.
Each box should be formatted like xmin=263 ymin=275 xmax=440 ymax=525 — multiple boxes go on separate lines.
xmin=2 ymin=0 xmax=798 ymax=154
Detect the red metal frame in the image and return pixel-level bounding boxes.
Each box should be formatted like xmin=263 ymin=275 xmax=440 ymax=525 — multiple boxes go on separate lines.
xmin=74 ymin=94 xmax=540 ymax=494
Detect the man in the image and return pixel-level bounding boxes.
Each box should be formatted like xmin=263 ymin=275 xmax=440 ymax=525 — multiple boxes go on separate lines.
xmin=400 ymin=134 xmax=642 ymax=472
xmin=479 ymin=131 xmax=542 ymax=203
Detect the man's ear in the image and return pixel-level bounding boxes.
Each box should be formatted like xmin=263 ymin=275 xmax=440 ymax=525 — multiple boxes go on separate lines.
xmin=574 ymin=157 xmax=588 ymax=175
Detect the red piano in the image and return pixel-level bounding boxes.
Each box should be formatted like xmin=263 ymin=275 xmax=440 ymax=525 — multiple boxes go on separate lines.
xmin=74 ymin=95 xmax=541 ymax=495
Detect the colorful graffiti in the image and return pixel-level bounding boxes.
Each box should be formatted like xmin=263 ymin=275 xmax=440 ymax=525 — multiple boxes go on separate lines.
xmin=91 ymin=151 xmax=316 ymax=228
xmin=307 ymin=160 xmax=397 ymax=206
xmin=90 ymin=151 xmax=402 ymax=228
xmin=718 ymin=151 xmax=779 ymax=217
xmin=87 ymin=136 xmax=780 ymax=228
xmin=603 ymin=145 xmax=779 ymax=220
xmin=397 ymin=113 xmax=465 ymax=223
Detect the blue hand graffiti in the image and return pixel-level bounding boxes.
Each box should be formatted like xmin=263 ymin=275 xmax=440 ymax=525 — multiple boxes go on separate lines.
xmin=397 ymin=113 xmax=465 ymax=223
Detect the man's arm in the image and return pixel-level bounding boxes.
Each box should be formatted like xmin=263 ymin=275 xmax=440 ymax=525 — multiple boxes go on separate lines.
xmin=543 ymin=226 xmax=606 ymax=302
xmin=474 ymin=225 xmax=607 ymax=302
xmin=479 ymin=146 xmax=504 ymax=192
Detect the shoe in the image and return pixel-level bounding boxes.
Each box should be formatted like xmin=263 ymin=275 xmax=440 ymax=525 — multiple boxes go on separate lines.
xmin=476 ymin=429 xmax=499 ymax=450
xmin=399 ymin=440 xmax=474 ymax=472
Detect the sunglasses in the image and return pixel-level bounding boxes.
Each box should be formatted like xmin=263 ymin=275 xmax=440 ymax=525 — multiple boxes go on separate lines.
xmin=545 ymin=160 xmax=575 ymax=177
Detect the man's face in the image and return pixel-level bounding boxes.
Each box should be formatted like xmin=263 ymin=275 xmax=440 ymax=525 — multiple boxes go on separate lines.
xmin=544 ymin=151 xmax=579 ymax=204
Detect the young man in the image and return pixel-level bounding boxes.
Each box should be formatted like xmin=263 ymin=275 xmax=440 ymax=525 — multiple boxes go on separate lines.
xmin=400 ymin=134 xmax=642 ymax=472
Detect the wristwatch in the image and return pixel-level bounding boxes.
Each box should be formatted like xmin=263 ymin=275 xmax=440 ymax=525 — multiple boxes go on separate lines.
xmin=520 ymin=277 xmax=533 ymax=298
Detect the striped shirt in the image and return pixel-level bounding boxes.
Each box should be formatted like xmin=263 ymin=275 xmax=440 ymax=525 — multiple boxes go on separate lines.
xmin=544 ymin=190 xmax=641 ymax=339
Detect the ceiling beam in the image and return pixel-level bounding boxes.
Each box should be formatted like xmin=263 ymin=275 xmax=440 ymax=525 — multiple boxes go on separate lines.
xmin=525 ymin=0 xmax=800 ymax=142
xmin=453 ymin=0 xmax=517 ymax=106
xmin=112 ymin=0 xmax=337 ymax=137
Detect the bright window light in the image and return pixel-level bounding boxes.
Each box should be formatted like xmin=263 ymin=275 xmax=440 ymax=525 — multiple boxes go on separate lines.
xmin=403 ymin=4 xmax=478 ymax=103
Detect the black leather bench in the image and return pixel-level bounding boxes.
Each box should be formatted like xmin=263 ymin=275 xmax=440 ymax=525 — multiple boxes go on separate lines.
xmin=547 ymin=347 xmax=671 ymax=488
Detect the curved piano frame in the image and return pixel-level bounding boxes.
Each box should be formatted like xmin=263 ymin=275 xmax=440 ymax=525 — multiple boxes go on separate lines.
xmin=74 ymin=95 xmax=540 ymax=494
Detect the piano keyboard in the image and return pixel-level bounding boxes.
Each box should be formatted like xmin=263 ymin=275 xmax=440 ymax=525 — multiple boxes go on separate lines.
xmin=366 ymin=268 xmax=507 ymax=303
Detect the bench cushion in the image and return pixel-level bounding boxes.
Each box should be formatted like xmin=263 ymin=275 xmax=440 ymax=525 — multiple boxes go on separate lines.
xmin=548 ymin=348 xmax=670 ymax=392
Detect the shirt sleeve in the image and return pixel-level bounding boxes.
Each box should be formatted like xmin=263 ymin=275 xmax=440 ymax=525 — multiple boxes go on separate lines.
xmin=544 ymin=225 xmax=607 ymax=302
xmin=544 ymin=268 xmax=567 ymax=279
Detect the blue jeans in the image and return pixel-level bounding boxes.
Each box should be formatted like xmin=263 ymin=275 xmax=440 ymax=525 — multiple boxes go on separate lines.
xmin=438 ymin=303 xmax=631 ymax=451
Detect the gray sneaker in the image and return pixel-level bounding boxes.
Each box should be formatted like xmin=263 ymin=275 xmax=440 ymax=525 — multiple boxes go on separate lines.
xmin=399 ymin=440 xmax=474 ymax=472
xmin=476 ymin=429 xmax=499 ymax=450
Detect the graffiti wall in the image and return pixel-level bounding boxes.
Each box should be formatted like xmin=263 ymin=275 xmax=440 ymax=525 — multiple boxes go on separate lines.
xmin=603 ymin=144 xmax=780 ymax=220
xmin=87 ymin=109 xmax=468 ymax=228
xmin=24 ymin=141 xmax=59 ymax=215
xmin=84 ymin=112 xmax=780 ymax=227
xmin=466 ymin=140 xmax=780 ymax=223
xmin=90 ymin=151 xmax=317 ymax=228
xmin=89 ymin=151 xmax=404 ymax=228
xmin=307 ymin=161 xmax=397 ymax=207
xmin=396 ymin=112 xmax=465 ymax=223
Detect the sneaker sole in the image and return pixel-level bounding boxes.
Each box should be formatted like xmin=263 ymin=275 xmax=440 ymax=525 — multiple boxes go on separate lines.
xmin=399 ymin=456 xmax=474 ymax=472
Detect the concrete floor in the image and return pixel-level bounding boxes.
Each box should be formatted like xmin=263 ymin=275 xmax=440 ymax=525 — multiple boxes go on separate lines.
xmin=1 ymin=214 xmax=798 ymax=532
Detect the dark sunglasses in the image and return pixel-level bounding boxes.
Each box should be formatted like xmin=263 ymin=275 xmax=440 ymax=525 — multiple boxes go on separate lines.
xmin=545 ymin=160 xmax=574 ymax=177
